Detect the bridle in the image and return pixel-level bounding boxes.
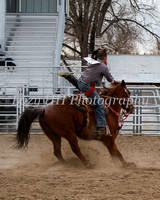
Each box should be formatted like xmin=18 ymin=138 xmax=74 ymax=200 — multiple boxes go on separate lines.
xmin=105 ymin=100 xmax=129 ymax=130
xmin=103 ymin=86 xmax=131 ymax=130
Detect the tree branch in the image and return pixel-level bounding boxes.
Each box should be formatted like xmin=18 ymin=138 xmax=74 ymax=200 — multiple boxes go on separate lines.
xmin=102 ymin=18 xmax=160 ymax=40
xmin=63 ymin=43 xmax=81 ymax=56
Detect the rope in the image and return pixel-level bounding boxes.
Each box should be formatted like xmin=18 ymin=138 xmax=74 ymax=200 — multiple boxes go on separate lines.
xmin=84 ymin=82 xmax=96 ymax=97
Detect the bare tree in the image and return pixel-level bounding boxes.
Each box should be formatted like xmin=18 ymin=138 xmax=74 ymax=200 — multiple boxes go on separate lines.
xmin=100 ymin=22 xmax=141 ymax=54
xmin=63 ymin=0 xmax=160 ymax=63
xmin=149 ymin=39 xmax=160 ymax=55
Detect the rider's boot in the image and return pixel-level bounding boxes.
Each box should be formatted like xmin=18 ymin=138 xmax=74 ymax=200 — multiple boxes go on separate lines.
xmin=58 ymin=71 xmax=71 ymax=80
xmin=95 ymin=127 xmax=112 ymax=140
xmin=59 ymin=71 xmax=80 ymax=90
xmin=95 ymin=127 xmax=106 ymax=140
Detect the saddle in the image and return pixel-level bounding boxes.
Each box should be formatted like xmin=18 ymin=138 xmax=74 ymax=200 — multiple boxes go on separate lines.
xmin=66 ymin=95 xmax=95 ymax=112
xmin=66 ymin=95 xmax=109 ymax=114
xmin=66 ymin=95 xmax=111 ymax=136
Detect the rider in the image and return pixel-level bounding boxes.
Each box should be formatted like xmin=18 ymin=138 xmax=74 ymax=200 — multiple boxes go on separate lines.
xmin=91 ymin=48 xmax=101 ymax=60
xmin=59 ymin=48 xmax=115 ymax=138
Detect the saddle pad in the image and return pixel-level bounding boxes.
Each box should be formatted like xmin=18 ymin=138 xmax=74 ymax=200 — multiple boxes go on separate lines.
xmin=66 ymin=96 xmax=94 ymax=112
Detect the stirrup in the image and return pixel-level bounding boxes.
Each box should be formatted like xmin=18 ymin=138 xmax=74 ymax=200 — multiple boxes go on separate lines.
xmin=94 ymin=128 xmax=106 ymax=140
xmin=95 ymin=127 xmax=112 ymax=140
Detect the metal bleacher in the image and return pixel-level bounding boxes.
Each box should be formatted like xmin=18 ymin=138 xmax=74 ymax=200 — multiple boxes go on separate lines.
xmin=0 ymin=0 xmax=66 ymax=93
xmin=0 ymin=0 xmax=68 ymax=132
xmin=5 ymin=14 xmax=57 ymax=64
xmin=2 ymin=14 xmax=57 ymax=92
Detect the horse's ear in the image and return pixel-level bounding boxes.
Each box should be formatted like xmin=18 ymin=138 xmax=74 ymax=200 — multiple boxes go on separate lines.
xmin=112 ymin=81 xmax=119 ymax=85
xmin=121 ymin=80 xmax=126 ymax=87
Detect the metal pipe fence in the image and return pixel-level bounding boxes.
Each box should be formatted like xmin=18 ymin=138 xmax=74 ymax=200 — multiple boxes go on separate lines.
xmin=0 ymin=65 xmax=159 ymax=134
xmin=0 ymin=85 xmax=160 ymax=135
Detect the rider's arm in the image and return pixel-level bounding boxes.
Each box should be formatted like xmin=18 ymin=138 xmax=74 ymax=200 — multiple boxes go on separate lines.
xmin=102 ymin=64 xmax=114 ymax=83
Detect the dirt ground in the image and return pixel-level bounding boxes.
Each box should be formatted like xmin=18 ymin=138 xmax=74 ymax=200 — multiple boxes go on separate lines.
xmin=0 ymin=134 xmax=160 ymax=200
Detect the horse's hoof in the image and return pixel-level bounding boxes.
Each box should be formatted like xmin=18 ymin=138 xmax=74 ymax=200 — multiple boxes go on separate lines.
xmin=61 ymin=159 xmax=66 ymax=163
xmin=85 ymin=161 xmax=94 ymax=169
xmin=124 ymin=162 xmax=137 ymax=169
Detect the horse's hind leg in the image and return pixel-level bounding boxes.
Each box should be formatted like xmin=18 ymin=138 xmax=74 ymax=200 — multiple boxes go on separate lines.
xmin=51 ymin=134 xmax=64 ymax=162
xmin=67 ymin=133 xmax=91 ymax=168
xmin=45 ymin=131 xmax=65 ymax=162
xmin=39 ymin=116 xmax=64 ymax=162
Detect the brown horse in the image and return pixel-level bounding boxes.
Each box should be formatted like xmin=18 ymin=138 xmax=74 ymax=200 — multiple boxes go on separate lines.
xmin=16 ymin=80 xmax=134 ymax=168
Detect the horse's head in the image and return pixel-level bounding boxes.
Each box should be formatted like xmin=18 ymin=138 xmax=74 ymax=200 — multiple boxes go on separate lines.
xmin=115 ymin=80 xmax=134 ymax=114
xmin=100 ymin=80 xmax=134 ymax=114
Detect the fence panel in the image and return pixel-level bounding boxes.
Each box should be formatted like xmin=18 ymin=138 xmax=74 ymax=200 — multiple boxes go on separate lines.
xmin=0 ymin=87 xmax=19 ymax=132
xmin=121 ymin=86 xmax=160 ymax=135
xmin=0 ymin=85 xmax=160 ymax=135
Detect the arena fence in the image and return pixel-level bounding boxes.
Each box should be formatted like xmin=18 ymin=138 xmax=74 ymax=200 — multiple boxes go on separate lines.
xmin=121 ymin=86 xmax=160 ymax=135
xmin=0 ymin=85 xmax=160 ymax=135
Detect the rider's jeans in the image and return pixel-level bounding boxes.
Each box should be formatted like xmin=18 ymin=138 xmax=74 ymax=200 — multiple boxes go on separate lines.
xmin=68 ymin=75 xmax=106 ymax=127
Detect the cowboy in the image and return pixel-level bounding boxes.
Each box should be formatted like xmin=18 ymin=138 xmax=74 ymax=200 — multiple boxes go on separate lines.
xmin=91 ymin=48 xmax=101 ymax=60
xmin=59 ymin=48 xmax=115 ymax=138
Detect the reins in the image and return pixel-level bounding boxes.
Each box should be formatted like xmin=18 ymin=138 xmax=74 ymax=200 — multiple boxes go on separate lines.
xmin=105 ymin=103 xmax=129 ymax=130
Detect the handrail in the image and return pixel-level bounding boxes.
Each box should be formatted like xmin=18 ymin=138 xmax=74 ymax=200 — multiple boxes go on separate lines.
xmin=53 ymin=1 xmax=65 ymax=66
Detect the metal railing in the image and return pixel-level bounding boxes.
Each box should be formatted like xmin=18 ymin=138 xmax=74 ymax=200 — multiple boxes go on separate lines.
xmin=0 ymin=85 xmax=160 ymax=135
xmin=53 ymin=0 xmax=65 ymax=66
xmin=0 ymin=64 xmax=160 ymax=134
xmin=0 ymin=65 xmax=83 ymax=95
xmin=121 ymin=86 xmax=160 ymax=135
xmin=0 ymin=87 xmax=18 ymax=132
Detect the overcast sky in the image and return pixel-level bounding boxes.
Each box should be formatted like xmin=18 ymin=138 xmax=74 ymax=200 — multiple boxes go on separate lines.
xmin=138 ymin=0 xmax=160 ymax=54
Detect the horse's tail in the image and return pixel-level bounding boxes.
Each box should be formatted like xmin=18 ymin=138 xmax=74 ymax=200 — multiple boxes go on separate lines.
xmin=16 ymin=106 xmax=44 ymax=148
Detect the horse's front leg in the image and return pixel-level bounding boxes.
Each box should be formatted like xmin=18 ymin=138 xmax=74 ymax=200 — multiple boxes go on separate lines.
xmin=67 ymin=133 xmax=92 ymax=168
xmin=102 ymin=136 xmax=128 ymax=168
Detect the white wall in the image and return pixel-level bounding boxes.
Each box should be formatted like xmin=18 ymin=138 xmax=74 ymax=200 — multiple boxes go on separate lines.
xmin=108 ymin=55 xmax=160 ymax=83
xmin=0 ymin=0 xmax=6 ymax=52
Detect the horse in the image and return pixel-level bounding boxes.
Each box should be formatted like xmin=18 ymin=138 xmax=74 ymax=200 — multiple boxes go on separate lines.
xmin=16 ymin=80 xmax=134 ymax=168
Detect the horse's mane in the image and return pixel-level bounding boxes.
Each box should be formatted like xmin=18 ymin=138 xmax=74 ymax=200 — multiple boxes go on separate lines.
xmin=100 ymin=83 xmax=120 ymax=96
